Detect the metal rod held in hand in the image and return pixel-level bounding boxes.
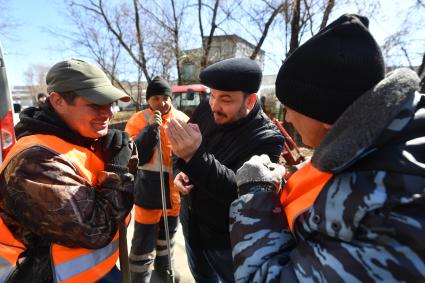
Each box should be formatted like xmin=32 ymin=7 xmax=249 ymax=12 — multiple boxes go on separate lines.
xmin=157 ymin=123 xmax=175 ymax=283
xmin=118 ymin=221 xmax=131 ymax=283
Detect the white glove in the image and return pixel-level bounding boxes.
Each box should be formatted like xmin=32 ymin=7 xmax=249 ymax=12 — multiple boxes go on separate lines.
xmin=149 ymin=110 xmax=162 ymax=128
xmin=236 ymin=154 xmax=285 ymax=195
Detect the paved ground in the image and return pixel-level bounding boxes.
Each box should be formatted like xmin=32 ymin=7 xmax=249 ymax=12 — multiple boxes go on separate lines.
xmin=121 ymin=214 xmax=195 ymax=283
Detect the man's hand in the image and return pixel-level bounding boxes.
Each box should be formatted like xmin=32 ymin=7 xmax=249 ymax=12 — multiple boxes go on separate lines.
xmin=95 ymin=129 xmax=132 ymax=168
xmin=166 ymin=118 xmax=202 ymax=163
xmin=149 ymin=110 xmax=162 ymax=128
xmin=174 ymin=172 xmax=194 ymax=195
xmin=236 ymin=154 xmax=286 ymax=196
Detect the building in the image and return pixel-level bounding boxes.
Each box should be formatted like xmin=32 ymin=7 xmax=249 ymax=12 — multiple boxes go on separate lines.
xmin=180 ymin=34 xmax=266 ymax=83
xmin=11 ymin=85 xmax=35 ymax=108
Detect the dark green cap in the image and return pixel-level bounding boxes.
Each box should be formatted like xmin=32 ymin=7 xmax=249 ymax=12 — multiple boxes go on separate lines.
xmin=46 ymin=59 xmax=130 ymax=105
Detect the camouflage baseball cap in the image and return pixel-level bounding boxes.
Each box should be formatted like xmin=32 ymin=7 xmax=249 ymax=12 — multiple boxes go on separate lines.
xmin=46 ymin=59 xmax=130 ymax=105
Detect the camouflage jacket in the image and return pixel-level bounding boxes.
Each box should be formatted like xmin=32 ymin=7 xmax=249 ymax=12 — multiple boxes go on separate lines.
xmin=229 ymin=69 xmax=425 ymax=282
xmin=0 ymin=106 xmax=138 ymax=282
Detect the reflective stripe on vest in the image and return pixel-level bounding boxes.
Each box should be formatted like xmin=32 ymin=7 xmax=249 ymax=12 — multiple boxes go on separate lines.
xmin=280 ymin=162 xmax=333 ymax=232
xmin=0 ymin=134 xmax=122 ymax=283
xmin=53 ymin=238 xmax=119 ymax=283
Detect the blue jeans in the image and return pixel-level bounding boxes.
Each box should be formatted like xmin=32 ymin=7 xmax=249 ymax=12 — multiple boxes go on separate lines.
xmin=183 ymin=234 xmax=235 ymax=283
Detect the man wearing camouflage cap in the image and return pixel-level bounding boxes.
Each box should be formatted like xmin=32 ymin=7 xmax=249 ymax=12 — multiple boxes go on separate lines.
xmin=0 ymin=59 xmax=137 ymax=282
xmin=166 ymin=57 xmax=284 ymax=283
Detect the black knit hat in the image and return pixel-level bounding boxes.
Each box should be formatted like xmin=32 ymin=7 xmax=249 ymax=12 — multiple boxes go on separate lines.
xmin=200 ymin=58 xmax=262 ymax=93
xmin=276 ymin=14 xmax=385 ymax=124
xmin=146 ymin=76 xmax=171 ymax=100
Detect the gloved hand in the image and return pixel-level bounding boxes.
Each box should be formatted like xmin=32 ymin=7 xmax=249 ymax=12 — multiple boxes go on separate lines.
xmin=96 ymin=129 xmax=132 ymax=171
xmin=236 ymin=154 xmax=286 ymax=196
xmin=149 ymin=110 xmax=162 ymax=128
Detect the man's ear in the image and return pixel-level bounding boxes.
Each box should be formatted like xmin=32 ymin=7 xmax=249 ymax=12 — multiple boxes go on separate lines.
xmin=247 ymin=93 xmax=257 ymax=110
xmin=49 ymin=92 xmax=64 ymax=113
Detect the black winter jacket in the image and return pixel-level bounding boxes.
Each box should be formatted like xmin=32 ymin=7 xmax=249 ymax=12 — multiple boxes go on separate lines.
xmin=176 ymin=100 xmax=284 ymax=249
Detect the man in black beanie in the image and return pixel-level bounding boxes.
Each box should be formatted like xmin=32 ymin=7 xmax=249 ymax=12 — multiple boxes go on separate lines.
xmin=125 ymin=76 xmax=189 ymax=283
xmin=166 ymin=58 xmax=284 ymax=283
xmin=229 ymin=14 xmax=425 ymax=282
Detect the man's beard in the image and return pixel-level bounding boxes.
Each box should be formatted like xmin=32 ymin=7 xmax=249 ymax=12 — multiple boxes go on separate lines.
xmin=213 ymin=104 xmax=247 ymax=125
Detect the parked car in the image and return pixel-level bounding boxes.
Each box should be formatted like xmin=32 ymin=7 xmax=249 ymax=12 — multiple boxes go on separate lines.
xmin=0 ymin=43 xmax=16 ymax=164
xmin=171 ymin=84 xmax=210 ymax=117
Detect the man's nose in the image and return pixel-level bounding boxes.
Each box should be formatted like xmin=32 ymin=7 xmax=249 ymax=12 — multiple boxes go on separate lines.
xmin=100 ymin=106 xmax=114 ymax=118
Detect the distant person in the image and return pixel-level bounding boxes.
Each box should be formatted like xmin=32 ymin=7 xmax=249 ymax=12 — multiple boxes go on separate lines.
xmin=166 ymin=58 xmax=284 ymax=283
xmin=125 ymin=76 xmax=189 ymax=283
xmin=0 ymin=59 xmax=137 ymax=282
xmin=229 ymin=14 xmax=425 ymax=282
xmin=37 ymin=92 xmax=47 ymax=107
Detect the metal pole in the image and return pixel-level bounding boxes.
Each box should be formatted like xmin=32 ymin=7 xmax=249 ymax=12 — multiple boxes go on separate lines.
xmin=118 ymin=221 xmax=131 ymax=283
xmin=157 ymin=123 xmax=175 ymax=283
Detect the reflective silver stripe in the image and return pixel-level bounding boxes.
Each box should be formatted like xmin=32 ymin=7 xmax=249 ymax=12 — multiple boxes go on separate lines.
xmin=156 ymin=249 xmax=174 ymax=257
xmin=156 ymin=239 xmax=175 ymax=246
xmin=141 ymin=109 xmax=150 ymax=121
xmin=0 ymin=256 xmax=14 ymax=283
xmin=129 ymin=251 xmax=155 ymax=262
xmin=54 ymin=239 xmax=119 ymax=282
xmin=129 ymin=263 xmax=151 ymax=273
xmin=138 ymin=157 xmax=171 ymax=173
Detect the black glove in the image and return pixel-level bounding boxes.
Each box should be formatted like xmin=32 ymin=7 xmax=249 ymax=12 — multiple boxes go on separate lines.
xmin=148 ymin=110 xmax=162 ymax=128
xmin=236 ymin=154 xmax=286 ymax=196
xmin=96 ymin=129 xmax=132 ymax=173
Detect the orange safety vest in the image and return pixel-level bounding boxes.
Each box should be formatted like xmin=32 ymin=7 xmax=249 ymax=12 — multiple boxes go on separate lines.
xmin=280 ymin=162 xmax=333 ymax=232
xmin=0 ymin=134 xmax=122 ymax=283
xmin=125 ymin=108 xmax=188 ymax=224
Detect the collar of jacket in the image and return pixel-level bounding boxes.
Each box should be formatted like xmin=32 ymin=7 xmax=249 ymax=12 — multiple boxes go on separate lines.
xmin=14 ymin=105 xmax=96 ymax=149
xmin=217 ymin=100 xmax=261 ymax=131
xmin=312 ymin=68 xmax=421 ymax=173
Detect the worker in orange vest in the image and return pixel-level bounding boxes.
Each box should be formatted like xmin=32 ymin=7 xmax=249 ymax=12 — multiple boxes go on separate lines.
xmin=229 ymin=14 xmax=425 ymax=282
xmin=0 ymin=59 xmax=137 ymax=283
xmin=125 ymin=76 xmax=188 ymax=283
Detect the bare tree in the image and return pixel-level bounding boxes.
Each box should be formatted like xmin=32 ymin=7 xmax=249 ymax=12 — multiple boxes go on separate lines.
xmin=196 ymin=0 xmax=243 ymax=67
xmin=24 ymin=64 xmax=49 ymax=103
xmin=63 ymin=0 xmax=164 ymax=107
xmin=418 ymin=53 xmax=425 ymax=93
xmin=138 ymin=0 xmax=191 ymax=84
xmin=198 ymin=0 xmax=221 ymax=68
xmin=231 ymin=1 xmax=288 ymax=60
xmin=0 ymin=0 xmax=19 ymax=39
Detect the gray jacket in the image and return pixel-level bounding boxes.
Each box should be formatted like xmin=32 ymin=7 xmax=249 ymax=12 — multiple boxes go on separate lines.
xmin=229 ymin=69 xmax=425 ymax=282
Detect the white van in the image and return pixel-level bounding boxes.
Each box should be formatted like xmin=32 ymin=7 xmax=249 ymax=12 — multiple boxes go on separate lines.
xmin=0 ymin=43 xmax=16 ymax=164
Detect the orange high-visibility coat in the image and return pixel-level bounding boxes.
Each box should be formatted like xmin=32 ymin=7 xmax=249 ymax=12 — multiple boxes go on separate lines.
xmin=125 ymin=107 xmax=188 ymax=224
xmin=280 ymin=162 xmax=333 ymax=232
xmin=0 ymin=134 xmax=123 ymax=283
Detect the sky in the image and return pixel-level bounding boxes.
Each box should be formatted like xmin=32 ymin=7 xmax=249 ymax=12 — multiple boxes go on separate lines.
xmin=0 ymin=0 xmax=423 ymax=87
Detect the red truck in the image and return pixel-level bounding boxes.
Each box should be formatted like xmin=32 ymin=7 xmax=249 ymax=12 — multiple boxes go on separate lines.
xmin=171 ymin=84 xmax=210 ymax=117
xmin=0 ymin=44 xmax=16 ymax=163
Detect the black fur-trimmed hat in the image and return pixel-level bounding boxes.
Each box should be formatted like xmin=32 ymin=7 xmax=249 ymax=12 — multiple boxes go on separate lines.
xmin=200 ymin=57 xmax=262 ymax=93
xmin=146 ymin=76 xmax=171 ymax=100
xmin=276 ymin=14 xmax=385 ymax=124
